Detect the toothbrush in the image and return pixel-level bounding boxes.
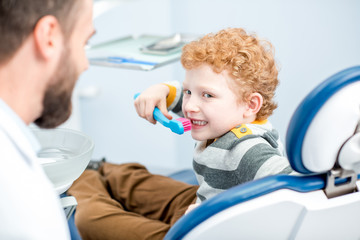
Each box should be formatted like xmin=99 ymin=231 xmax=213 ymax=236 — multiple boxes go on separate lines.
xmin=134 ymin=93 xmax=191 ymax=135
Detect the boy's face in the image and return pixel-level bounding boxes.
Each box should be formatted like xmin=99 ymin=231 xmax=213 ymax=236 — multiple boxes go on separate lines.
xmin=182 ymin=64 xmax=248 ymax=141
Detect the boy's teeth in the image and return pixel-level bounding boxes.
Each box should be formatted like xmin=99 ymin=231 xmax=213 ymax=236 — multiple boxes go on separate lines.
xmin=192 ymin=120 xmax=207 ymax=126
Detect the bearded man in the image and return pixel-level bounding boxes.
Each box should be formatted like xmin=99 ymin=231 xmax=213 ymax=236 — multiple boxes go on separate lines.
xmin=0 ymin=0 xmax=95 ymax=238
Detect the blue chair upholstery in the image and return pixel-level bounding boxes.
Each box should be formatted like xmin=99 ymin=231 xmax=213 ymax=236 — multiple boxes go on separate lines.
xmin=286 ymin=66 xmax=360 ymax=174
xmin=168 ymin=169 xmax=198 ymax=185
xmin=68 ymin=210 xmax=82 ymax=240
xmin=164 ymin=66 xmax=360 ymax=240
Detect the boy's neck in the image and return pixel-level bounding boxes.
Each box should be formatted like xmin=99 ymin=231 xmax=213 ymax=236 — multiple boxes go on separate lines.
xmin=206 ymin=139 xmax=215 ymax=147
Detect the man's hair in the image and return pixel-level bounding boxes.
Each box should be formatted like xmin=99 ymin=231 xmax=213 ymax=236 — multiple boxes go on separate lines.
xmin=181 ymin=28 xmax=279 ymax=120
xmin=0 ymin=0 xmax=82 ymax=64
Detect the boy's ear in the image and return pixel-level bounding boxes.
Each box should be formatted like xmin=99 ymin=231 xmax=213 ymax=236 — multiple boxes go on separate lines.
xmin=244 ymin=92 xmax=263 ymax=118
xmin=33 ymin=15 xmax=62 ymax=60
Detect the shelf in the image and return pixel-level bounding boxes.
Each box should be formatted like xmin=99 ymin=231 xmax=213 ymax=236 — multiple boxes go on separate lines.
xmin=86 ymin=34 xmax=197 ymax=71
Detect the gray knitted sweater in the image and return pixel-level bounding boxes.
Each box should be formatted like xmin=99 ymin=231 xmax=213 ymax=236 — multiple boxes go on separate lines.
xmin=192 ymin=121 xmax=293 ymax=203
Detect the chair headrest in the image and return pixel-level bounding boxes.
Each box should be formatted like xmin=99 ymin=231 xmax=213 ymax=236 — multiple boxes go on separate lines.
xmin=286 ymin=66 xmax=360 ymax=174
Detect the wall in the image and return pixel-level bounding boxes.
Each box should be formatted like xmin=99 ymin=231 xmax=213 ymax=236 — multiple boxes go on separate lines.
xmin=69 ymin=0 xmax=195 ymax=174
xmin=65 ymin=0 xmax=360 ymax=174
xmin=169 ymin=0 xmax=360 ymax=140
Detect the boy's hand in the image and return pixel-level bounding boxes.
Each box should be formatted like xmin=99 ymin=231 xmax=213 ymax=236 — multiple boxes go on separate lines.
xmin=184 ymin=203 xmax=200 ymax=215
xmin=134 ymin=84 xmax=173 ymax=124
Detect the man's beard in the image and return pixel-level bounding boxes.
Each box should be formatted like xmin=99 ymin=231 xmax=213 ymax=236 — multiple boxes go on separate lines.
xmin=34 ymin=49 xmax=77 ymax=128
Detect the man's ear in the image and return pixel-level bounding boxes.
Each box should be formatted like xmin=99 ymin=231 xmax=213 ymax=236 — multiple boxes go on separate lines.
xmin=244 ymin=92 xmax=263 ymax=118
xmin=33 ymin=15 xmax=62 ymax=60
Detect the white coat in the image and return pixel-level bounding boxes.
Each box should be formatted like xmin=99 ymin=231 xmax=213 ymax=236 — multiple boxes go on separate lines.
xmin=0 ymin=100 xmax=70 ymax=239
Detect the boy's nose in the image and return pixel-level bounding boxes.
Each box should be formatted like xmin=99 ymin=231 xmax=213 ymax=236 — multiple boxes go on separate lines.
xmin=184 ymin=97 xmax=200 ymax=113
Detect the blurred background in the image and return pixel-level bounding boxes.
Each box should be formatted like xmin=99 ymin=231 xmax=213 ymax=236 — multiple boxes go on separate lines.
xmin=62 ymin=0 xmax=360 ymax=174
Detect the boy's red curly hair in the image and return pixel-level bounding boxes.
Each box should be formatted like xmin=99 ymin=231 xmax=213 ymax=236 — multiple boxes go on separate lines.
xmin=181 ymin=28 xmax=279 ymax=120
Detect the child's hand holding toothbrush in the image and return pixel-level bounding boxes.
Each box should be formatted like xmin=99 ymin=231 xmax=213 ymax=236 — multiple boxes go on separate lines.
xmin=134 ymin=83 xmax=191 ymax=135
xmin=134 ymin=83 xmax=173 ymax=124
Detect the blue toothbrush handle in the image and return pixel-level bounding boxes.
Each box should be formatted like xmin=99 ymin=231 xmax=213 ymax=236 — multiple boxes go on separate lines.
xmin=133 ymin=93 xmax=184 ymax=134
xmin=153 ymin=108 xmax=184 ymax=134
xmin=153 ymin=107 xmax=171 ymax=127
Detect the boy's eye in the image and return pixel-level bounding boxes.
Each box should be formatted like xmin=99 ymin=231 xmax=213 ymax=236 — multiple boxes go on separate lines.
xmin=203 ymin=93 xmax=213 ymax=98
xmin=184 ymin=89 xmax=191 ymax=95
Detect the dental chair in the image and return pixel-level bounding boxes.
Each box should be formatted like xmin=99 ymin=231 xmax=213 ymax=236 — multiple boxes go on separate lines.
xmin=164 ymin=66 xmax=360 ymax=240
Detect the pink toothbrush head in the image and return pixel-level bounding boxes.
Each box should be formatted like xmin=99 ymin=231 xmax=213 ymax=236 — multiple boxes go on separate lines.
xmin=176 ymin=118 xmax=192 ymax=133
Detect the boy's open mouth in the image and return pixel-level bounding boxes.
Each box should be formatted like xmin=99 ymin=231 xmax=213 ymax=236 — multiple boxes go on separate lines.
xmin=191 ymin=120 xmax=208 ymax=126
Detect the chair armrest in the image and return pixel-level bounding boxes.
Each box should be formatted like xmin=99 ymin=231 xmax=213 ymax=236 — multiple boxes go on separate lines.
xmin=60 ymin=196 xmax=78 ymax=220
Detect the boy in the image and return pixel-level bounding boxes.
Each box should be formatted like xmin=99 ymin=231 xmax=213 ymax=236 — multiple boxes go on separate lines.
xmin=135 ymin=27 xmax=292 ymax=203
xmin=68 ymin=28 xmax=293 ymax=240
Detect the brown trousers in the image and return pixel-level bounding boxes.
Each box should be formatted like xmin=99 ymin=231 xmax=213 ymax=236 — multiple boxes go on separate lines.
xmin=67 ymin=163 xmax=198 ymax=240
